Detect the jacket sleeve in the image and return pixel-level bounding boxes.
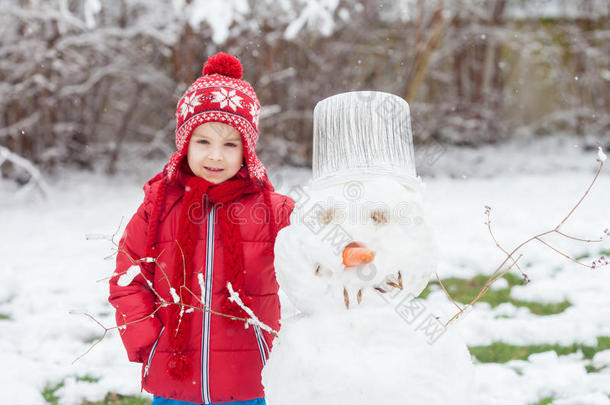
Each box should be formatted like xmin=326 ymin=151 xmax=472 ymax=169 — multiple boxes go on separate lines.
xmin=275 ymin=195 xmax=295 ymax=232
xmin=108 ymin=202 xmax=162 ymax=363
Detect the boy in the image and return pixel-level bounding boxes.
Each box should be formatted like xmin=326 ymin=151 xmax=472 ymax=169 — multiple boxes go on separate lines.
xmin=109 ymin=53 xmax=294 ymax=405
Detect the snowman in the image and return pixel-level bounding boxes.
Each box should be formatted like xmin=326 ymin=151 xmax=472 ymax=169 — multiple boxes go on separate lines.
xmin=262 ymin=92 xmax=474 ymax=404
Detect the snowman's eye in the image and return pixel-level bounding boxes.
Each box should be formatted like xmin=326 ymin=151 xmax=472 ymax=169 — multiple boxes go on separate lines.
xmin=319 ymin=207 xmax=336 ymax=225
xmin=370 ymin=209 xmax=389 ymax=224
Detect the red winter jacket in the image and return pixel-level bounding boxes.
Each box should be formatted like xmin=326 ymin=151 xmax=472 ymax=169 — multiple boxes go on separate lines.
xmin=108 ymin=170 xmax=294 ymax=403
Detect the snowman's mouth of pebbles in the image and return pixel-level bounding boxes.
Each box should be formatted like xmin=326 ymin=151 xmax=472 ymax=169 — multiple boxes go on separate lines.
xmin=314 ymin=264 xmax=403 ymax=309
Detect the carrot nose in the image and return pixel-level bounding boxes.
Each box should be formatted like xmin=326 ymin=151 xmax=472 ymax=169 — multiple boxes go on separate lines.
xmin=342 ymin=242 xmax=375 ymax=267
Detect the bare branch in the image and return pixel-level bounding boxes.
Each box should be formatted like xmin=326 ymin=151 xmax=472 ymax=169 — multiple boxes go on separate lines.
xmin=444 ymin=155 xmax=606 ymax=327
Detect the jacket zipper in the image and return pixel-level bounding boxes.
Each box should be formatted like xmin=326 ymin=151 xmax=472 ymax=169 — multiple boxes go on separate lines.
xmin=144 ymin=326 xmax=165 ymax=378
xmin=254 ymin=325 xmax=269 ymax=366
xmin=201 ymin=204 xmax=215 ymax=404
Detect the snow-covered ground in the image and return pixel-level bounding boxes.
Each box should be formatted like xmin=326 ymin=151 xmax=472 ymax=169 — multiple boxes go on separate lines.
xmin=1 ymin=135 xmax=609 ymax=405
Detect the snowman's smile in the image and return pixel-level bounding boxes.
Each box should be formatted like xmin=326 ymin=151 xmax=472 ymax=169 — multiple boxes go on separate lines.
xmin=314 ymin=263 xmax=404 ymax=309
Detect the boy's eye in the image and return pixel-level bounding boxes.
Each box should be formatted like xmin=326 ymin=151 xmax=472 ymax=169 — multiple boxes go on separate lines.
xmin=225 ymin=143 xmax=237 ymax=147
xmin=197 ymin=139 xmax=208 ymax=144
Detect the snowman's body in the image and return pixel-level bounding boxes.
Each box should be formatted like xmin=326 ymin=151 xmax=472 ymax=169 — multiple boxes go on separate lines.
xmin=262 ymin=177 xmax=474 ymax=404
xmin=261 ymin=91 xmax=474 ymax=404
xmin=263 ymin=307 xmax=473 ymax=405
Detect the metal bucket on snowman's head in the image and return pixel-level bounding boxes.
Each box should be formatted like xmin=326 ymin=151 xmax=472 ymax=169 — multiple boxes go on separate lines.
xmin=312 ymin=91 xmax=420 ymax=191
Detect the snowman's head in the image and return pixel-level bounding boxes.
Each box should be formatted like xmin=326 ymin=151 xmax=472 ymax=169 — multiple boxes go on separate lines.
xmin=275 ymin=174 xmax=438 ymax=314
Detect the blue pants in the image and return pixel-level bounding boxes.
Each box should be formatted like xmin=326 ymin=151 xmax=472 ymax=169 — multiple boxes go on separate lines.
xmin=151 ymin=396 xmax=266 ymax=405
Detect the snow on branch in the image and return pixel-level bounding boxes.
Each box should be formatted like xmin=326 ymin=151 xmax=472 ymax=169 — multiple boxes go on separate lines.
xmin=0 ymin=113 xmax=41 ymax=139
xmin=0 ymin=145 xmax=50 ymax=198
xmin=74 ymin=225 xmax=277 ymax=363
xmin=597 ymin=145 xmax=607 ymax=163
xmin=227 ymin=282 xmax=278 ymax=335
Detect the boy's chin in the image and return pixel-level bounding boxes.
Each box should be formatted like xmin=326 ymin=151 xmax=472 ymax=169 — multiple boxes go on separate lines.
xmin=199 ymin=175 xmax=225 ymax=184
xmin=196 ymin=170 xmax=240 ymax=184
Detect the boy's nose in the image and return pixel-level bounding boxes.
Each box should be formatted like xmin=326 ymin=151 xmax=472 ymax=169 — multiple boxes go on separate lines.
xmin=207 ymin=148 xmax=223 ymax=161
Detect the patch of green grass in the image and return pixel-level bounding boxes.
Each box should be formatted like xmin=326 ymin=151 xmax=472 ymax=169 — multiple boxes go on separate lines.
xmin=419 ymin=273 xmax=522 ymax=300
xmin=82 ymin=393 xmax=151 ymax=405
xmin=419 ymin=273 xmax=571 ymax=315
xmin=585 ymin=364 xmax=607 ymax=373
xmin=43 ymin=381 xmax=64 ymax=405
xmin=0 ymin=313 xmax=10 ymax=320
xmin=529 ymin=397 xmax=554 ymax=405
xmin=596 ymin=336 xmax=610 ymax=351
xmin=574 ymin=249 xmax=609 ymax=262
xmin=469 ymin=336 xmax=610 ymax=363
xmin=522 ymin=300 xmax=571 ymax=315
xmin=44 ymin=377 xmax=148 ymax=405
xmin=511 ymin=366 xmax=524 ymax=376
xmin=85 ymin=335 xmax=103 ymax=344
xmin=44 ymin=377 xmax=98 ymax=405
xmin=76 ymin=375 xmax=100 ymax=383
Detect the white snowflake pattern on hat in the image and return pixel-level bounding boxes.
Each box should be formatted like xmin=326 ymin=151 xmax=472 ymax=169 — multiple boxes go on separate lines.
xmin=179 ymin=93 xmax=203 ymax=120
xmin=211 ymin=88 xmax=243 ymax=111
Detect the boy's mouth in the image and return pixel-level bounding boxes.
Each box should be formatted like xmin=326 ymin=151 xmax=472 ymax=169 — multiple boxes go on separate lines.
xmin=204 ymin=166 xmax=224 ymax=173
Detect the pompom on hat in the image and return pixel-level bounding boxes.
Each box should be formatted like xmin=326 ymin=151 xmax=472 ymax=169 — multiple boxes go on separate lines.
xmin=165 ymin=52 xmax=266 ymax=185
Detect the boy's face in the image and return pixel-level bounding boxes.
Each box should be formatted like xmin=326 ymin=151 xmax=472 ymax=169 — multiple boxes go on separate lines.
xmin=187 ymin=122 xmax=244 ymax=184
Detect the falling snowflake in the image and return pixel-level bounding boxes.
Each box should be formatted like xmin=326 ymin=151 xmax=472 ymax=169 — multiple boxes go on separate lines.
xmin=211 ymin=88 xmax=243 ymax=111
xmin=249 ymin=102 xmax=261 ymax=127
xmin=180 ymin=93 xmax=202 ymax=119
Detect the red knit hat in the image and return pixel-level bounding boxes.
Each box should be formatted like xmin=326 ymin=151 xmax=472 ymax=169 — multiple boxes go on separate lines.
xmin=164 ymin=52 xmax=265 ymax=183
